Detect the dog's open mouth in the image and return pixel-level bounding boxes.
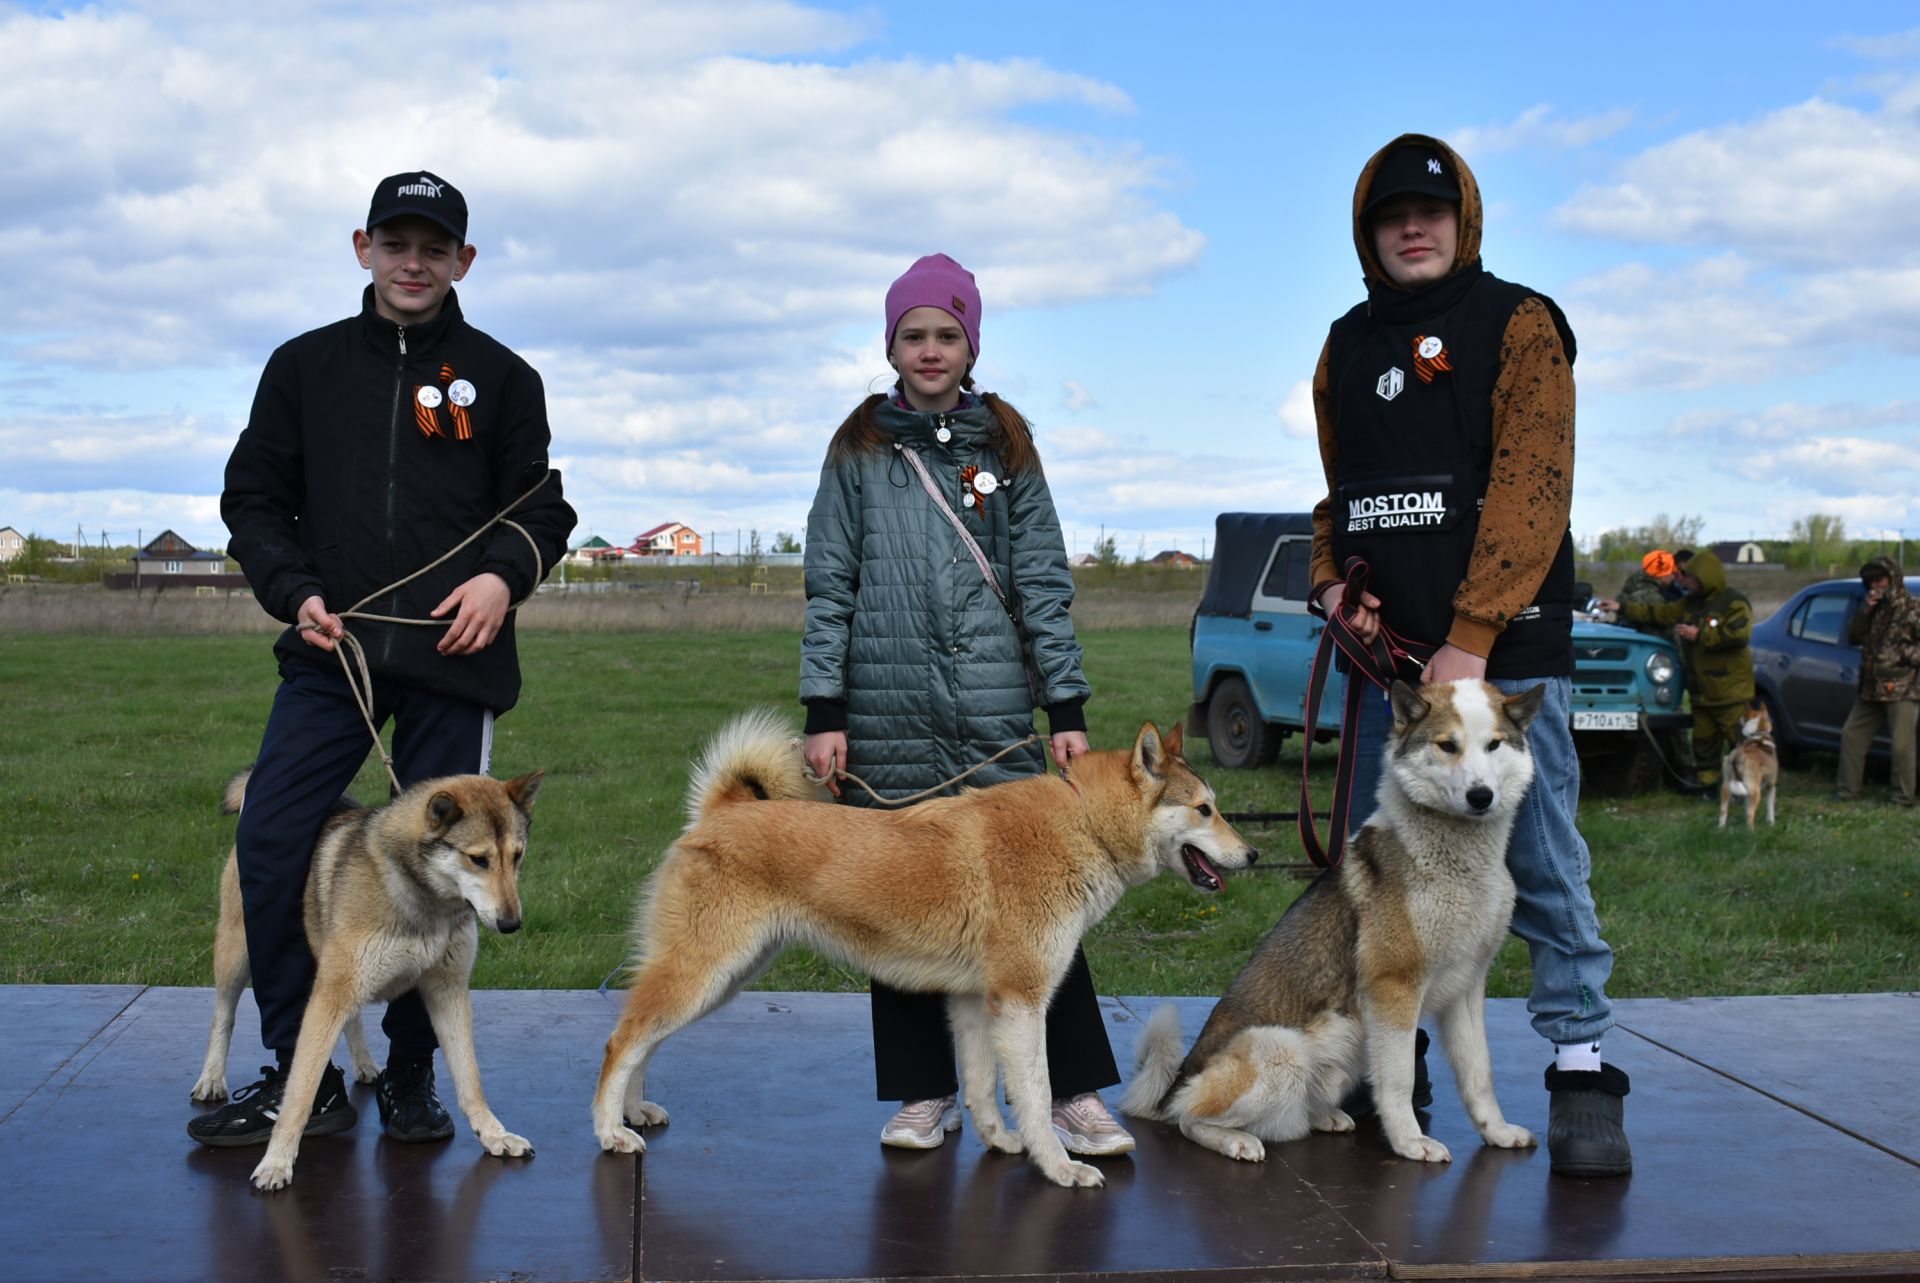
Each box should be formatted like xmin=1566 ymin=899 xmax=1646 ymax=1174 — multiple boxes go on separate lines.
xmin=1181 ymin=843 xmax=1224 ymax=892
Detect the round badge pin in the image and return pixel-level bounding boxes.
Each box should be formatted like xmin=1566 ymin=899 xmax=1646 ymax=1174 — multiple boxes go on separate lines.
xmin=972 ymin=471 xmax=999 ymax=496
xmin=935 ymin=427 xmax=952 ymax=443
xmin=962 ymin=492 xmax=975 ymax=507
xmin=416 ymin=385 xmax=444 ymax=408
xmin=448 ymin=379 xmax=476 ymax=407
xmin=1417 ymin=336 xmax=1444 ymax=359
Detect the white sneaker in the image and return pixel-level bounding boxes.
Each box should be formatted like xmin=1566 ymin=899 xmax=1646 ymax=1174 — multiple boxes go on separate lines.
xmin=1052 ymin=1092 xmax=1135 ymax=1156
xmin=879 ymin=1095 xmax=961 ymax=1149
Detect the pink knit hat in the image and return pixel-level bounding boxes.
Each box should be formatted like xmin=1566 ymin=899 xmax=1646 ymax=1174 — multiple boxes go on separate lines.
xmin=884 ymin=253 xmax=981 ymax=358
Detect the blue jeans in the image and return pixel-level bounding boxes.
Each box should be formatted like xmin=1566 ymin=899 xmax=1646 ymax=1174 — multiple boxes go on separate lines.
xmin=1346 ymin=675 xmax=1615 ymax=1047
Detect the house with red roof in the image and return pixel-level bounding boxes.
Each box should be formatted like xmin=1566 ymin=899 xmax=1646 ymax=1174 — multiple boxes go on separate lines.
xmin=631 ymin=522 xmax=703 ymax=557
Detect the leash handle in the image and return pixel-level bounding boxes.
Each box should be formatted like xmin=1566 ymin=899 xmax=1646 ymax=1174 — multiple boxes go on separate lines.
xmin=1297 ymin=557 xmax=1433 ymax=869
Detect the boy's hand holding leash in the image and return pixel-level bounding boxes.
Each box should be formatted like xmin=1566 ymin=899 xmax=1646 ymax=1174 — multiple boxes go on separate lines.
xmin=1422 ymin=643 xmax=1487 ymax=685
xmin=296 ymin=596 xmax=344 ymax=653
xmin=432 ymin=571 xmax=511 ymax=655
xmin=1316 ymin=581 xmax=1382 ymax=644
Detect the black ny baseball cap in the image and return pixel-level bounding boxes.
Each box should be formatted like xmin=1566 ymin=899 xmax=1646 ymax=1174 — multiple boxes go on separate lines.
xmin=1363 ymin=145 xmax=1461 ymax=216
xmin=365 ymin=171 xmax=468 ymax=243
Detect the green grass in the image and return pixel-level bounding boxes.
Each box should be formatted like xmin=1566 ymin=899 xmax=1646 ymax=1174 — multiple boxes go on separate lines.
xmin=1 ymin=630 xmax=1914 ymax=998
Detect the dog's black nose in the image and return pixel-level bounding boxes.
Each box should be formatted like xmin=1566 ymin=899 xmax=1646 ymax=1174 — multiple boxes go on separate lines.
xmin=497 ymin=915 xmax=522 ymax=935
xmin=1245 ymin=847 xmax=1260 ymax=866
xmin=1466 ymin=785 xmax=1494 ymax=812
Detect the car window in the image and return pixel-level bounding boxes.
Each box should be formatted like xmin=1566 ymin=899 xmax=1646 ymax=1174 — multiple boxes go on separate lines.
xmin=1790 ymin=592 xmax=1856 ymax=646
xmin=1261 ymin=539 xmax=1310 ymax=602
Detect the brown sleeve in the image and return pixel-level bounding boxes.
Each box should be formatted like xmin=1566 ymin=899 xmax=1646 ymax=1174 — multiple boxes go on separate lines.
xmin=1308 ymin=336 xmax=1341 ymax=597
xmin=1446 ymin=297 xmax=1575 ymax=658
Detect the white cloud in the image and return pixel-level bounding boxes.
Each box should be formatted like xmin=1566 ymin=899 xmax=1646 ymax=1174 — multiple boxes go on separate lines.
xmin=1451 ymin=104 xmax=1636 ymax=155
xmin=1060 ymin=379 xmax=1098 ymax=412
xmin=1276 ymin=379 xmax=1315 ymax=439
xmin=0 ymin=2 xmax=1202 ymax=547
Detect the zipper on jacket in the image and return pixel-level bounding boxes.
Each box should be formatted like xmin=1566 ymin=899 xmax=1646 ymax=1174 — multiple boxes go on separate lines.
xmin=383 ymin=323 xmax=406 ymax=664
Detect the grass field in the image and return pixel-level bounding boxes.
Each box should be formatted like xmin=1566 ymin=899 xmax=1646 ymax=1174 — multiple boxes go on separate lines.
xmin=1 ymin=628 xmax=1913 ymax=999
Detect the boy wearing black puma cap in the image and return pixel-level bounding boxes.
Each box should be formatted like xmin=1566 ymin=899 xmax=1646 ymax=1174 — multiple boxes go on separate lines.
xmin=197 ymin=171 xmax=575 ymax=1154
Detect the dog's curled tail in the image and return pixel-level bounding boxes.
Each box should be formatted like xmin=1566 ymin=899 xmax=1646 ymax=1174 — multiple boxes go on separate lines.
xmin=221 ymin=769 xmax=254 ymax=816
xmin=1118 ymin=1003 xmax=1188 ymax=1121
xmin=686 ymin=708 xmax=828 ymax=824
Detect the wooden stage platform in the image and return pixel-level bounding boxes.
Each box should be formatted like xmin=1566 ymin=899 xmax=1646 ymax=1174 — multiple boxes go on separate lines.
xmin=0 ymin=986 xmax=1915 ymax=1282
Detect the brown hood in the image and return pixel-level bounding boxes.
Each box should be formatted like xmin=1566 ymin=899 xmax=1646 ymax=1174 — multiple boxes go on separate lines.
xmin=1864 ymin=554 xmax=1910 ymax=599
xmin=1352 ymin=133 xmax=1483 ymax=292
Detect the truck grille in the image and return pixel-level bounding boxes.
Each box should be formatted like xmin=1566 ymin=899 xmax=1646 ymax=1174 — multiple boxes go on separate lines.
xmin=1576 ymin=643 xmax=1630 ymax=662
xmin=1572 ymin=670 xmax=1635 ymax=695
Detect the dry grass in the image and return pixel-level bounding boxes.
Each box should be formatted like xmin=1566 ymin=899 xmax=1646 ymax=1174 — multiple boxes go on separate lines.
xmin=0 ymin=579 xmax=1201 ymax=635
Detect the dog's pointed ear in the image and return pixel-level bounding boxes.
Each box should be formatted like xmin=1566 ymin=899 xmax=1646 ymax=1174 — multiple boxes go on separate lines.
xmin=1164 ymin=721 xmax=1185 ymax=759
xmin=506 ymin=770 xmax=545 ymax=813
xmin=426 ymin=791 xmax=462 ymax=833
xmin=1503 ymin=683 xmax=1547 ymax=734
xmin=1132 ymin=722 xmax=1165 ymax=780
xmin=1388 ymin=680 xmax=1428 ymax=730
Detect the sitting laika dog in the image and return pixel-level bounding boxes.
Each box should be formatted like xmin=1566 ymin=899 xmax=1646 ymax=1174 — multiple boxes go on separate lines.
xmin=1718 ymin=699 xmax=1779 ymax=830
xmin=1122 ymin=679 xmax=1542 ymax=1165
xmin=594 ymin=709 xmax=1256 ymax=1189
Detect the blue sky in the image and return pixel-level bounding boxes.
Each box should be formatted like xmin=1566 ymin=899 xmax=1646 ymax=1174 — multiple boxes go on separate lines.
xmin=4 ymin=1 xmax=1918 ymax=560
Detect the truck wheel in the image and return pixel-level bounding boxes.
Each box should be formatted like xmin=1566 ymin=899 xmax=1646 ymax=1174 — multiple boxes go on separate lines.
xmin=1207 ymin=676 xmax=1280 ymax=769
xmin=1578 ymin=735 xmax=1660 ymax=796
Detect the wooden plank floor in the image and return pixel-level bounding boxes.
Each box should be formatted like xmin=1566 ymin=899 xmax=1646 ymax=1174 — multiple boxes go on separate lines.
xmin=0 ymin=987 xmax=1915 ymax=1282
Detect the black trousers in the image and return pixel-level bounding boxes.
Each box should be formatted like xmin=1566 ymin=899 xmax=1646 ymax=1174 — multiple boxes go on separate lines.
xmin=870 ymin=946 xmax=1120 ymax=1102
xmin=235 ymin=661 xmax=494 ymax=1059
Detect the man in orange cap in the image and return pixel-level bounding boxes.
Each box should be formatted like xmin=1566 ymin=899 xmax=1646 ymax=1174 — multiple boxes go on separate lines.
xmin=1615 ymin=549 xmax=1695 ymax=782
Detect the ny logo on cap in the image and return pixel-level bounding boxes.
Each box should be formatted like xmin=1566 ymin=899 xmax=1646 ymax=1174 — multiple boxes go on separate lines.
xmin=1426 ymin=158 xmax=1443 ymax=175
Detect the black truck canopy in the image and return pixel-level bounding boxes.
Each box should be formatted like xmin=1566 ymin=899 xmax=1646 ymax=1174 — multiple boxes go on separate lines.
xmin=1195 ymin=512 xmax=1315 ymax=619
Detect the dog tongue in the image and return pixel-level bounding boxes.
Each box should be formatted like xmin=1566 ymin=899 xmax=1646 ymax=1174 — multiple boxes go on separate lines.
xmin=1182 ymin=845 xmax=1222 ymax=890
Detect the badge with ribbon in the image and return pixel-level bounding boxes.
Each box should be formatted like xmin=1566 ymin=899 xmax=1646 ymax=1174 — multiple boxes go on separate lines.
xmin=412 ymin=365 xmax=478 ymax=440
xmin=1412 ymin=334 xmax=1452 ymax=384
xmin=959 ymin=464 xmax=999 ymax=511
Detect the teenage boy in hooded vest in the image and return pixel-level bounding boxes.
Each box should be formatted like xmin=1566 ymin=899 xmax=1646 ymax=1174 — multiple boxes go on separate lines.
xmin=1307 ymin=135 xmax=1631 ymax=1177
xmin=197 ymin=171 xmax=576 ymax=1154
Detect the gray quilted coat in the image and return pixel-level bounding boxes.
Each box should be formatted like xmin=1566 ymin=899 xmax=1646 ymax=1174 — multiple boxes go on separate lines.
xmin=801 ymin=396 xmax=1089 ymax=802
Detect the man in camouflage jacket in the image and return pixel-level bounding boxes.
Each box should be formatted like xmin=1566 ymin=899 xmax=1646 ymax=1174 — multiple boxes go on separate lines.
xmin=1837 ymin=556 xmax=1920 ymax=806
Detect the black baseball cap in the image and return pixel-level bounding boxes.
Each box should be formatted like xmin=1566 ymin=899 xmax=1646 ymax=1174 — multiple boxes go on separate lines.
xmin=365 ymin=170 xmax=468 ymax=243
xmin=1363 ymin=145 xmax=1461 ymax=216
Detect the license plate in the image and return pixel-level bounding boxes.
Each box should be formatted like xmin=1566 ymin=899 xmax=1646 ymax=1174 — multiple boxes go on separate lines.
xmin=1572 ymin=710 xmax=1640 ymax=731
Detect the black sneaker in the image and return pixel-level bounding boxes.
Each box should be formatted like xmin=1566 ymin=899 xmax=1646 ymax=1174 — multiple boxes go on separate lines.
xmin=1546 ymin=1062 xmax=1633 ymax=1177
xmin=375 ymin=1059 xmax=456 ymax=1143
xmin=1340 ymin=1027 xmax=1433 ymax=1116
xmin=187 ymin=1062 xmax=357 ymax=1148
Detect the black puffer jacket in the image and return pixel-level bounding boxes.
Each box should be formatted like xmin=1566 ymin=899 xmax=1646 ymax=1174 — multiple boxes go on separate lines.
xmin=222 ymin=287 xmax=576 ymax=712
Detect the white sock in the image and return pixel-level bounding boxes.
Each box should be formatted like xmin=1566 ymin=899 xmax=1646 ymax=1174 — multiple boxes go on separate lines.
xmin=1556 ymin=1040 xmax=1603 ymax=1073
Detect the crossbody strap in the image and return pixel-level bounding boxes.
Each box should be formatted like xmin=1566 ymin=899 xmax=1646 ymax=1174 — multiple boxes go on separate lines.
xmin=897 ymin=445 xmax=1013 ymax=615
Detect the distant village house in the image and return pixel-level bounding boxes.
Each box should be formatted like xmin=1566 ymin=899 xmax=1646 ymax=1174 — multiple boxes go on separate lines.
xmin=105 ymin=530 xmax=247 ymax=590
xmin=0 ymin=525 xmax=23 ymax=562
xmin=631 ymin=522 xmax=703 ymax=557
xmin=1149 ymin=549 xmax=1200 ymax=570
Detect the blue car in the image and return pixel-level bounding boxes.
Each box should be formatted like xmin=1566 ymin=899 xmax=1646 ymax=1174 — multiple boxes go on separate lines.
xmin=1751 ymin=574 xmax=1920 ymax=761
xmin=1187 ymin=513 xmax=1689 ymax=793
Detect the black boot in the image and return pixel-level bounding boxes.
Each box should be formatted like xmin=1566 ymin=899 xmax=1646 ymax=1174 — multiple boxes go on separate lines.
xmin=1545 ymin=1062 xmax=1632 ymax=1177
xmin=1339 ymin=1028 xmax=1432 ymax=1116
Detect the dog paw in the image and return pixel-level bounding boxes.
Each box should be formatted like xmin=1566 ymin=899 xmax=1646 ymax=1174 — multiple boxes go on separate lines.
xmin=190 ymin=1077 xmax=229 ymax=1103
xmin=1046 ymin=1159 xmax=1105 ymax=1188
xmin=1221 ymin=1133 xmax=1266 ymax=1162
xmin=625 ymin=1100 xmax=669 ymax=1129
xmin=250 ymin=1157 xmax=295 ymax=1191
xmin=349 ymin=1059 xmax=381 ymax=1085
xmin=1481 ymin=1122 xmax=1536 ymax=1149
xmin=600 ymin=1125 xmax=648 ymax=1155
xmin=483 ymin=1130 xmax=534 ymax=1158
xmin=1391 ymin=1134 xmax=1452 ymax=1163
xmin=975 ymin=1120 xmax=1023 ymax=1154
xmin=1315 ymin=1107 xmax=1355 ymax=1133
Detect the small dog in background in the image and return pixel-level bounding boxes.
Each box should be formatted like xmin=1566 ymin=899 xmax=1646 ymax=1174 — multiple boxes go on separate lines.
xmin=1719 ymin=700 xmax=1779 ymax=830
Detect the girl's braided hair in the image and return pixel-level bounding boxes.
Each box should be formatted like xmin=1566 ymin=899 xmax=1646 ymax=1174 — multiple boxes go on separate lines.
xmin=826 ymin=376 xmax=1037 ymax=475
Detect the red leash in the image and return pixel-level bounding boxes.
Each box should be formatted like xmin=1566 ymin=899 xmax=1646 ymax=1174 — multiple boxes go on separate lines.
xmin=1297 ymin=557 xmax=1434 ymax=869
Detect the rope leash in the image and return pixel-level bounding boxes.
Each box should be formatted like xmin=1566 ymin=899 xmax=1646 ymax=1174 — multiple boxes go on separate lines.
xmin=296 ymin=471 xmax=553 ymax=793
xmin=804 ymin=734 xmax=1044 ymax=807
